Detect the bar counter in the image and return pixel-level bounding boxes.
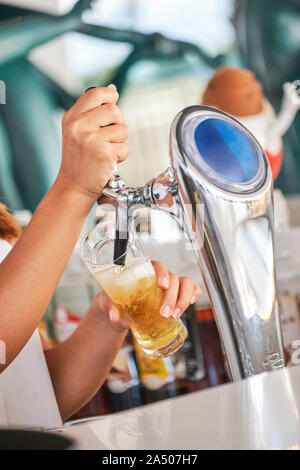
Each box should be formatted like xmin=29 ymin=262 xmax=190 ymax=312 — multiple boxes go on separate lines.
xmin=54 ymin=364 xmax=300 ymax=450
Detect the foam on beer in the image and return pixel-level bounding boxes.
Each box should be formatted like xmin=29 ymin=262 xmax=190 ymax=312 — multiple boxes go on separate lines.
xmin=94 ymin=258 xmax=155 ymax=291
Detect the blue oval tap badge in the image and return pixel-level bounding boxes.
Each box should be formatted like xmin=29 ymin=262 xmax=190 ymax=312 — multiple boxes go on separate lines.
xmin=194 ymin=118 xmax=260 ymax=184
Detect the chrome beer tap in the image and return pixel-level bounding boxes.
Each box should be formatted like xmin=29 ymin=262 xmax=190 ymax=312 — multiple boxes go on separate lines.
xmin=98 ymin=105 xmax=286 ymax=381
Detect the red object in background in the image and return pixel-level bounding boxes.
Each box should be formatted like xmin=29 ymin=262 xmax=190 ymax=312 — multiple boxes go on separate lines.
xmin=265 ymin=147 xmax=283 ymax=180
xmin=196 ymin=308 xmax=229 ymax=387
xmin=53 ymin=305 xmax=81 ymax=344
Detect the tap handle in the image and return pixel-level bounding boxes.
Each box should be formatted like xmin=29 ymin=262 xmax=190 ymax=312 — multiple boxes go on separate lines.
xmin=106 ymin=165 xmax=125 ymax=192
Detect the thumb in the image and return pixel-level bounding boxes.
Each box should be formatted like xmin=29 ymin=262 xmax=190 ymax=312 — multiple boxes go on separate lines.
xmin=97 ymin=291 xmax=121 ymax=323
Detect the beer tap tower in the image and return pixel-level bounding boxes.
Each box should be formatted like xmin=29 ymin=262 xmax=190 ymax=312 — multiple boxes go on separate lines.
xmin=96 ymin=105 xmax=285 ymax=382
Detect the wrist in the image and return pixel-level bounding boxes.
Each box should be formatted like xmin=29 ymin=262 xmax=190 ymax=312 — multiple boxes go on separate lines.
xmin=50 ymin=174 xmax=96 ymax=217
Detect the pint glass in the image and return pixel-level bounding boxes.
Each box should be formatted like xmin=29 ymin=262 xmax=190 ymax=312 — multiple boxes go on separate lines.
xmin=81 ymin=228 xmax=187 ymax=358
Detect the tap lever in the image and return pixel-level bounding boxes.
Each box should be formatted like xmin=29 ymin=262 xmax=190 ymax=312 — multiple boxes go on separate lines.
xmin=106 ymin=165 xmax=125 ymax=193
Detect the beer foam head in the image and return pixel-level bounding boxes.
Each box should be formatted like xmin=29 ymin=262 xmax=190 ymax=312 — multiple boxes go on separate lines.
xmin=130 ymin=259 xmax=155 ymax=280
xmin=94 ymin=258 xmax=155 ymax=288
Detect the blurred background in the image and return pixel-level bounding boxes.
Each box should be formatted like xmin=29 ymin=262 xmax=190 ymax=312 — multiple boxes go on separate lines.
xmin=1 ymin=0 xmax=300 ymax=212
xmin=0 ymin=0 xmax=300 ymax=419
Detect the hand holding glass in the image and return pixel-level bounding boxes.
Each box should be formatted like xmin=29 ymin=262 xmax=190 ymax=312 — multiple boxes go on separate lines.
xmin=82 ymin=229 xmax=187 ymax=358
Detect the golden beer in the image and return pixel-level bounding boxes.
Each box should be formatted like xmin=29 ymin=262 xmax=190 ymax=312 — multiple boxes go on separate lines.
xmin=93 ymin=259 xmax=187 ymax=358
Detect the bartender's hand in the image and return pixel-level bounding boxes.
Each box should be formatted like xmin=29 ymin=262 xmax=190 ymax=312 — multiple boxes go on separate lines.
xmin=57 ymin=84 xmax=129 ymax=203
xmin=101 ymin=261 xmax=202 ymax=331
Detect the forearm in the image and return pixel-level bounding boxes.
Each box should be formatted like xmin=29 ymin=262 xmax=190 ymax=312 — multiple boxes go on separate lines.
xmin=44 ymin=296 xmax=127 ymax=421
xmin=0 ymin=177 xmax=94 ymax=368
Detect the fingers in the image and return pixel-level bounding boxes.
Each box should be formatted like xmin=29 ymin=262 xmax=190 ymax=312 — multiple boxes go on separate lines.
xmin=155 ymin=263 xmax=202 ymax=319
xmin=72 ymin=85 xmax=119 ymax=116
xmin=191 ymin=283 xmax=202 ymax=305
xmin=60 ymin=82 xmax=130 ymax=200
xmin=100 ymin=123 xmax=129 ymax=143
xmin=78 ymin=133 xmax=129 ymax=165
xmin=80 ymin=103 xmax=125 ymax=130
xmin=97 ymin=291 xmax=121 ymax=323
xmin=160 ymin=272 xmax=179 ymax=318
xmin=172 ymin=277 xmax=196 ymax=319
xmin=152 ymin=260 xmax=170 ymax=289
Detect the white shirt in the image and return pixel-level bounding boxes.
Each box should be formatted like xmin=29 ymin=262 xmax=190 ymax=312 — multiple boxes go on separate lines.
xmin=0 ymin=239 xmax=62 ymax=429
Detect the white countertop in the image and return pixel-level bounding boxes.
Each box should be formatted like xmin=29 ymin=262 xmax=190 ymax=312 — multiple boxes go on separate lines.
xmin=54 ymin=365 xmax=300 ymax=450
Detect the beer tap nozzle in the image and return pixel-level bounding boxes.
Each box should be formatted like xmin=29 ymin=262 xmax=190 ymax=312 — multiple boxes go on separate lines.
xmin=114 ymin=194 xmax=129 ymax=266
xmin=98 ymin=166 xmax=129 ymax=266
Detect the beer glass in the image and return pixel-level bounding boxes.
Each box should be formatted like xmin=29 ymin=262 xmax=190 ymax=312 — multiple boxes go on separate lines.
xmin=81 ymin=226 xmax=187 ymax=358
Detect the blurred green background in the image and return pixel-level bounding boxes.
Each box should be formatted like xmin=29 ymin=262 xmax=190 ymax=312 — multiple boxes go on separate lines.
xmin=0 ymin=0 xmax=299 ymax=212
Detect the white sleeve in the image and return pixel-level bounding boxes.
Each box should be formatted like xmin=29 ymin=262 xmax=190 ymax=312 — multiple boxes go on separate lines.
xmin=0 ymin=330 xmax=63 ymax=430
xmin=0 ymin=238 xmax=62 ymax=429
